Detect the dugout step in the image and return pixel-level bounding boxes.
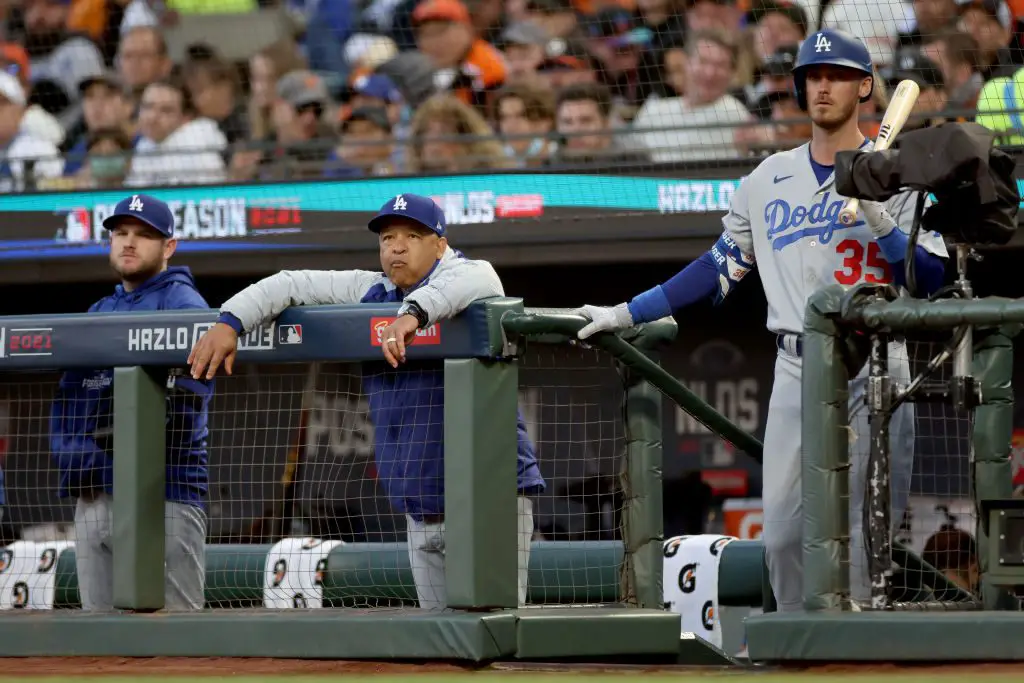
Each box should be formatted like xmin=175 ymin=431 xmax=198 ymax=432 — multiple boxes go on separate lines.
xmin=0 ymin=607 xmax=682 ymax=663
xmin=746 ymin=611 xmax=1024 ymax=662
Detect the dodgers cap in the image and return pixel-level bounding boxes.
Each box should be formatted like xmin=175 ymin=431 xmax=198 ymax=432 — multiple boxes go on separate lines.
xmin=368 ymin=193 xmax=446 ymax=237
xmin=102 ymin=193 xmax=175 ymax=237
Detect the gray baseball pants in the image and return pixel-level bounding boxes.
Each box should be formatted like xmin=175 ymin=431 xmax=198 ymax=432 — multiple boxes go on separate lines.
xmin=74 ymin=492 xmax=207 ymax=610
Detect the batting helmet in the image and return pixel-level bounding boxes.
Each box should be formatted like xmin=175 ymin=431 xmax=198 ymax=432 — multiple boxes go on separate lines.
xmin=792 ymin=29 xmax=873 ymax=111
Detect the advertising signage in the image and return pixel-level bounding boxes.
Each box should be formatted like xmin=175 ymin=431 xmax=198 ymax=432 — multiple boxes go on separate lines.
xmin=0 ymin=157 xmax=1019 ymax=269
xmin=0 ymin=171 xmax=744 ymax=261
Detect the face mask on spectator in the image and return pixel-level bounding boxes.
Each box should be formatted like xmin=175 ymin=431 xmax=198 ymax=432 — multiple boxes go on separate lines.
xmin=89 ymin=154 xmax=129 ymax=180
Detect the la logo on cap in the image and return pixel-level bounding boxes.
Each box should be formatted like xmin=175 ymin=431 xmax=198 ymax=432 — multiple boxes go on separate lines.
xmin=129 ymin=195 xmax=144 ymax=212
xmin=393 ymin=195 xmax=407 ymax=211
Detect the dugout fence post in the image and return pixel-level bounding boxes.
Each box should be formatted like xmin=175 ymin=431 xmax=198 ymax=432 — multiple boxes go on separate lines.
xmin=972 ymin=325 xmax=1020 ymax=610
xmin=443 ymin=298 xmax=525 ymax=610
xmin=112 ymin=366 xmax=168 ymax=611
xmin=617 ymin=322 xmax=675 ymax=609
xmin=801 ymin=285 xmax=853 ymax=611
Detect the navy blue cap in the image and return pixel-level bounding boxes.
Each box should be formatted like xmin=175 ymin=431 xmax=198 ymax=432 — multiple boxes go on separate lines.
xmin=102 ymin=193 xmax=175 ymax=237
xmin=368 ymin=193 xmax=446 ymax=237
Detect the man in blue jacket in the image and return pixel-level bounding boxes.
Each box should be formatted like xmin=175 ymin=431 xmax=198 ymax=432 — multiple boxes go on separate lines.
xmin=50 ymin=194 xmax=213 ymax=611
xmin=188 ymin=193 xmax=545 ymax=609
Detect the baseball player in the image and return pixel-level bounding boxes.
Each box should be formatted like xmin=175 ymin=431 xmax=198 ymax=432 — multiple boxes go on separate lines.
xmin=188 ymin=193 xmax=546 ymax=609
xmin=576 ymin=30 xmax=949 ymax=611
xmin=50 ymin=194 xmax=213 ymax=610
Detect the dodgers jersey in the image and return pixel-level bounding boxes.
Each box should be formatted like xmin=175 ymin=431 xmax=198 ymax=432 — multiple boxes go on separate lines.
xmin=722 ymin=141 xmax=948 ymax=335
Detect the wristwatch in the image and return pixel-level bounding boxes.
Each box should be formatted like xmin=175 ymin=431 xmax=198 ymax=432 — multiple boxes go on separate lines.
xmin=397 ymin=301 xmax=428 ymax=328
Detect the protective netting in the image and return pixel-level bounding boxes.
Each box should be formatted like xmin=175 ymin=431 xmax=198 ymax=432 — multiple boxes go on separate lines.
xmin=0 ymin=0 xmax=1018 ymax=195
xmin=0 ymin=340 xmax=634 ymax=610
xmin=837 ymin=334 xmax=979 ymax=610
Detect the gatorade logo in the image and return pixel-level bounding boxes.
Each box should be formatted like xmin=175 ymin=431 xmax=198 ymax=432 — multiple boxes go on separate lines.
xmin=700 ymin=600 xmax=715 ymax=631
xmin=679 ymin=563 xmax=697 ymax=594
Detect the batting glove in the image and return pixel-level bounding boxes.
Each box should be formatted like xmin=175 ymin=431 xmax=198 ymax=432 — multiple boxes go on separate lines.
xmin=860 ymin=200 xmax=897 ymax=239
xmin=575 ymin=303 xmax=633 ymax=340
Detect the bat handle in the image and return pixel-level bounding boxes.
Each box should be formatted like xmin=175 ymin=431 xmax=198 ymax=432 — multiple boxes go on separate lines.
xmin=839 ymin=198 xmax=860 ymax=226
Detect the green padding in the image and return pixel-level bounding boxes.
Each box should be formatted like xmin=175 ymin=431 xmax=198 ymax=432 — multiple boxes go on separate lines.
xmin=801 ymin=285 xmax=850 ymax=611
xmin=53 ymin=541 xmax=628 ymax=608
xmin=747 ymin=611 xmax=1024 ymax=661
xmin=854 ymin=296 xmax=1024 ymax=331
xmin=717 ymin=540 xmax=766 ymax=607
xmin=972 ymin=327 xmax=1020 ymax=609
xmin=0 ymin=609 xmax=518 ymax=660
xmin=514 ymin=608 xmax=681 ymax=659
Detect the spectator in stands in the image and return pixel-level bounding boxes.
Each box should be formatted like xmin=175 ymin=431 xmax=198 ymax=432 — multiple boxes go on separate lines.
xmin=745 ymin=0 xmax=806 ymax=65
xmin=0 ymin=71 xmax=64 ymax=191
xmin=975 ymin=66 xmax=1024 ymax=141
xmin=884 ymin=51 xmax=949 ymax=129
xmin=584 ymin=8 xmax=654 ymax=114
xmin=922 ymin=527 xmax=979 ymax=594
xmin=246 ymin=41 xmax=307 ymax=143
xmin=957 ymin=0 xmax=1022 ymax=79
xmin=535 ymin=40 xmax=600 ymax=92
xmin=18 ymin=0 xmax=105 ymax=119
xmin=126 ymin=78 xmax=227 ymax=186
xmin=330 ymin=106 xmax=397 ymax=176
xmin=685 ymin=0 xmax=742 ymax=34
xmin=406 ymin=93 xmax=510 ymax=172
xmin=233 ymin=70 xmax=336 ymax=181
xmin=501 ymin=21 xmax=552 ymax=84
xmin=0 ymin=42 xmax=64 ymax=147
xmin=74 ymin=127 xmax=134 ymax=189
xmin=64 ymin=71 xmax=134 ymax=176
xmin=551 ymin=81 xmax=648 ymax=164
xmin=922 ymin=29 xmax=984 ymax=111
xmin=521 ymin=0 xmax=579 ymax=40
xmin=635 ymin=0 xmax=687 ymax=53
xmin=744 ymin=43 xmax=797 ymax=117
xmin=631 ymin=28 xmax=751 ymax=162
xmin=493 ymin=81 xmax=557 ymax=166
xmin=821 ymin=0 xmax=915 ymax=67
xmin=412 ymin=0 xmax=507 ymax=107
xmin=117 ymin=26 xmax=173 ymax=106
xmin=769 ymin=91 xmax=811 ymax=144
xmin=348 ymin=73 xmax=405 ymax=130
xmin=896 ymin=0 xmax=961 ymax=56
xmin=183 ymin=56 xmax=249 ymax=145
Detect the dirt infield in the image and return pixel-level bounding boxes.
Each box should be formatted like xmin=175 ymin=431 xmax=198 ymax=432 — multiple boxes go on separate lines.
xmin=3 ymin=658 xmax=477 ymax=677
xmin=6 ymin=658 xmax=1024 ymax=678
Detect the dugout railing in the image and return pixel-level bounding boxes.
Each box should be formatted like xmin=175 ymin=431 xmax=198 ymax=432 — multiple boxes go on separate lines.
xmin=746 ymin=267 xmax=1024 ymax=662
xmin=0 ymin=297 xmax=761 ymax=663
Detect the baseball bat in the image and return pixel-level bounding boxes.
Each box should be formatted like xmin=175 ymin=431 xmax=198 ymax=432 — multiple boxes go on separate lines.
xmin=838 ymin=79 xmax=921 ymax=226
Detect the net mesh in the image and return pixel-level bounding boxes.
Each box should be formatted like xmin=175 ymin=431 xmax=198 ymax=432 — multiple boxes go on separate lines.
xmin=0 ymin=0 xmax=1015 ymax=196
xmin=0 ymin=339 xmax=633 ymax=610
xmin=836 ymin=332 xmax=979 ymax=610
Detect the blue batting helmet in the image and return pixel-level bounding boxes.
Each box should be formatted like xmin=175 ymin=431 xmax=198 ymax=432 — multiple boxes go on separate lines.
xmin=792 ymin=29 xmax=873 ymax=111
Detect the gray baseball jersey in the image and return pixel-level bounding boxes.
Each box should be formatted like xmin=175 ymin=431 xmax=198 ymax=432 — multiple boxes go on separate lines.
xmin=720 ymin=141 xmax=948 ymax=335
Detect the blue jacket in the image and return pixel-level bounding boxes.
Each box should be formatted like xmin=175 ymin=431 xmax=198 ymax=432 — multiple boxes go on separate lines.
xmin=360 ymin=279 xmax=545 ymax=521
xmin=219 ymin=249 xmax=546 ymax=522
xmin=50 ymin=267 xmax=214 ymax=508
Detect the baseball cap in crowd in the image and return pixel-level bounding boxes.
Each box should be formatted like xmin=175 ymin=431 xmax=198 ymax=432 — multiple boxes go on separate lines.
xmin=0 ymin=71 xmax=26 ymax=106
xmin=277 ymin=70 xmax=330 ymax=109
xmin=525 ymin=0 xmax=574 ymax=14
xmin=502 ymin=21 xmax=550 ymax=48
xmin=884 ymin=51 xmax=945 ymax=91
xmin=369 ymin=194 xmax=447 ymax=237
xmin=956 ymin=0 xmax=1013 ymax=28
xmin=537 ymin=38 xmax=595 ymax=73
xmin=344 ymin=106 xmax=393 ymax=134
xmin=760 ymin=44 xmax=799 ymax=77
xmin=412 ymin=0 xmax=471 ymax=25
xmin=352 ymin=73 xmax=403 ymax=104
xmin=102 ymin=194 xmax=176 ymax=238
xmin=78 ymin=69 xmax=127 ymax=96
xmin=745 ymin=0 xmax=809 ymax=35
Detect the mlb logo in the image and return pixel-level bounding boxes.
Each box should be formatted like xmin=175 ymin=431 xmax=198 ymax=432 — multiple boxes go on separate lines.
xmin=279 ymin=325 xmax=303 ymax=345
xmin=63 ymin=208 xmax=92 ymax=243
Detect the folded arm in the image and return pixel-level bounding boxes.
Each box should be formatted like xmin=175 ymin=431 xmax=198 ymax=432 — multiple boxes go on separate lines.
xmin=405 ymin=256 xmax=505 ymax=324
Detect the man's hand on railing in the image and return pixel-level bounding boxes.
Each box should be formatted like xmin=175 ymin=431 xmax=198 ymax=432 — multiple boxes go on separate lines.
xmin=188 ymin=323 xmax=239 ymax=380
xmin=574 ymin=303 xmax=634 ymax=340
xmin=379 ymin=314 xmax=420 ymax=368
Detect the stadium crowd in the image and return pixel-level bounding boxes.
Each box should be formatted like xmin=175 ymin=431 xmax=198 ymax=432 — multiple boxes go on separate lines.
xmin=0 ymin=0 xmax=1021 ymax=190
